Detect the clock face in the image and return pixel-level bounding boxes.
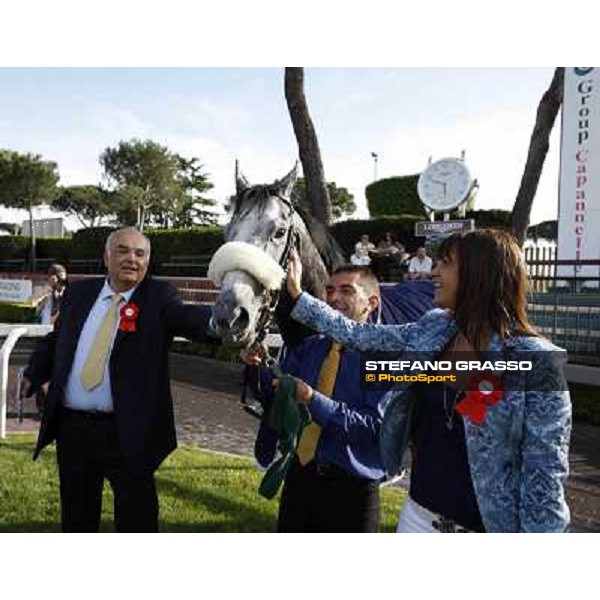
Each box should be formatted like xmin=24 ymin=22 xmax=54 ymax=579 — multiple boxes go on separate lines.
xmin=417 ymin=158 xmax=473 ymax=211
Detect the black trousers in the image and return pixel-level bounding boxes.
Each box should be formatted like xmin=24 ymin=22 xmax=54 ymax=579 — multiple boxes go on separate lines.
xmin=277 ymin=458 xmax=380 ymax=532
xmin=56 ymin=409 xmax=159 ymax=533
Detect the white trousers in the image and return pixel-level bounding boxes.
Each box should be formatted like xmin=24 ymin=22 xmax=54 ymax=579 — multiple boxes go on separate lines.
xmin=396 ymin=497 xmax=439 ymax=533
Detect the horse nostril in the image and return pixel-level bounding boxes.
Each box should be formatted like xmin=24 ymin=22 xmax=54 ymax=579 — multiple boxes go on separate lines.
xmin=212 ymin=303 xmax=250 ymax=336
xmin=233 ymin=307 xmax=250 ymax=332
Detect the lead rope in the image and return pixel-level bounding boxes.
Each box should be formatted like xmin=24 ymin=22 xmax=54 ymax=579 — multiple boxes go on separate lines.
xmin=240 ymin=197 xmax=297 ymax=418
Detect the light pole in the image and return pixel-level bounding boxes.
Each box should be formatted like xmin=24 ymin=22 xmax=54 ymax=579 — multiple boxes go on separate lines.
xmin=371 ymin=152 xmax=378 ymax=182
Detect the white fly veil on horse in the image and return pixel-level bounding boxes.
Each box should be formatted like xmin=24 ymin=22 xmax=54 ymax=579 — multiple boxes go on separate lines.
xmin=208 ymin=242 xmax=286 ymax=291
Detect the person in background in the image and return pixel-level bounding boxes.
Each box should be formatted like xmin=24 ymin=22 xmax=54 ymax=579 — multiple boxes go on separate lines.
xmin=34 ymin=264 xmax=68 ymax=415
xmin=22 ymin=227 xmax=216 ymax=533
xmin=286 ymin=230 xmax=571 ymax=533
xmin=371 ymin=231 xmax=400 ymax=281
xmin=408 ymin=247 xmax=433 ymax=280
xmin=243 ymin=265 xmax=388 ymax=532
xmin=350 ymin=234 xmax=375 ymax=266
xmin=38 ymin=264 xmax=68 ymax=325
xmin=395 ymin=243 xmax=411 ymax=281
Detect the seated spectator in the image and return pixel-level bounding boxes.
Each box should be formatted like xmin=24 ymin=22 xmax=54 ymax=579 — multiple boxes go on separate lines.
xmin=408 ymin=247 xmax=433 ymax=280
xmin=371 ymin=231 xmax=400 ymax=281
xmin=396 ymin=243 xmax=411 ymax=278
xmin=375 ymin=231 xmax=399 ymax=258
xmin=350 ymin=234 xmax=375 ymax=266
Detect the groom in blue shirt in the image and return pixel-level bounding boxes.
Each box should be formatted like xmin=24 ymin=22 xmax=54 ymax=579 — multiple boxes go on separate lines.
xmin=244 ymin=265 xmax=388 ymax=532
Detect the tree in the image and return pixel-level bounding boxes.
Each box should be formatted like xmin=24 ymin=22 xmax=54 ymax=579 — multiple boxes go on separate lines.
xmin=0 ymin=149 xmax=59 ymax=270
xmin=51 ymin=184 xmax=115 ymax=228
xmin=100 ymin=139 xmax=216 ymax=230
xmin=291 ymin=177 xmax=356 ymax=220
xmin=284 ymin=67 xmax=332 ymax=225
xmin=510 ymin=68 xmax=564 ymax=246
xmin=100 ymin=139 xmax=181 ymax=231
xmin=169 ymin=156 xmax=216 ymax=227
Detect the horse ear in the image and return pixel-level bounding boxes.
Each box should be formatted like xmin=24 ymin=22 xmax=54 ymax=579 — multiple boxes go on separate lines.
xmin=272 ymin=161 xmax=298 ymax=199
xmin=235 ymin=160 xmax=250 ymax=194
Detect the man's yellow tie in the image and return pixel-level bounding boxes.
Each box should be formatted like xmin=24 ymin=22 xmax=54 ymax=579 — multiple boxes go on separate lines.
xmin=80 ymin=294 xmax=123 ymax=391
xmin=296 ymin=341 xmax=343 ymax=466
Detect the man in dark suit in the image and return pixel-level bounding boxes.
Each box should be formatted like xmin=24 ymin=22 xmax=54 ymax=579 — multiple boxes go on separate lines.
xmin=23 ymin=227 xmax=215 ymax=532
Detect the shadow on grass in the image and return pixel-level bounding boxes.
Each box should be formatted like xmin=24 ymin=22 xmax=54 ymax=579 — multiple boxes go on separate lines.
xmin=0 ymin=520 xmax=122 ymax=533
xmin=157 ymin=476 xmax=276 ymax=532
xmin=159 ymin=463 xmax=255 ymax=473
xmin=0 ymin=445 xmax=38 ymax=460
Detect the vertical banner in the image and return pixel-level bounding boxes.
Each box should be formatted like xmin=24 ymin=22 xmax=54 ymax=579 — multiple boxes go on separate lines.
xmin=558 ymin=67 xmax=600 ymax=278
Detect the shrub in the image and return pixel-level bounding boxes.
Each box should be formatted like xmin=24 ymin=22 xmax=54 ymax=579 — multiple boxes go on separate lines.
xmin=366 ymin=175 xmax=427 ymax=218
xmin=0 ymin=236 xmax=30 ymax=260
xmin=36 ymin=238 xmax=71 ymax=263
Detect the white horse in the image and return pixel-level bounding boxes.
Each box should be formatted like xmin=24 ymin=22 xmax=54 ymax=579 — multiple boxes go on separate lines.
xmin=209 ymin=164 xmax=345 ymax=347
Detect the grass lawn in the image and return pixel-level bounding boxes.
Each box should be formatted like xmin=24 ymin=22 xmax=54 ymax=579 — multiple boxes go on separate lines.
xmin=0 ymin=434 xmax=406 ymax=533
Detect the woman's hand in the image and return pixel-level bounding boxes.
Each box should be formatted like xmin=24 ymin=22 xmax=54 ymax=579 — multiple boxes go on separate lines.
xmin=286 ymin=248 xmax=303 ymax=300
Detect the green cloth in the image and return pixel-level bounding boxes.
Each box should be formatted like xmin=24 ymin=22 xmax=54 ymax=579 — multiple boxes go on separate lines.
xmin=258 ymin=375 xmax=311 ymax=499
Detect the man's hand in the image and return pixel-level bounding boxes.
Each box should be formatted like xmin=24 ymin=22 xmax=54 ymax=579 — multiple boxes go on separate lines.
xmin=273 ymin=376 xmax=313 ymax=404
xmin=240 ymin=345 xmax=266 ymax=365
xmin=286 ymin=248 xmax=303 ymax=300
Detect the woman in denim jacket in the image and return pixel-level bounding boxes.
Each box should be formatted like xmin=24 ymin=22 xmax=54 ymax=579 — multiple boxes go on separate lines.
xmin=287 ymin=229 xmax=571 ymax=532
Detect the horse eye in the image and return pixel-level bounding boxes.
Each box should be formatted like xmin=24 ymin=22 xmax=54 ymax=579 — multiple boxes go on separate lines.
xmin=274 ymin=228 xmax=287 ymax=239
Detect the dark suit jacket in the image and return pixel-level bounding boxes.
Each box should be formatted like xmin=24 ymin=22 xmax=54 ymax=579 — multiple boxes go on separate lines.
xmin=25 ymin=276 xmax=215 ymax=475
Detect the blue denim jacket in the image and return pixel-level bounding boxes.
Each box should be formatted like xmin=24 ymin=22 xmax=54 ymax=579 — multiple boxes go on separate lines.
xmin=291 ymin=293 xmax=572 ymax=532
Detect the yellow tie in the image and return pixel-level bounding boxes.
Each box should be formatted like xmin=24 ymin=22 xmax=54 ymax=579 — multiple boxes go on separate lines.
xmin=296 ymin=342 xmax=343 ymax=466
xmin=80 ymin=294 xmax=123 ymax=391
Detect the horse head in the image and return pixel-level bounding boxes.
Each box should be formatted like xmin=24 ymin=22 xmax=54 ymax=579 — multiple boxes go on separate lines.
xmin=209 ymin=163 xmax=333 ymax=346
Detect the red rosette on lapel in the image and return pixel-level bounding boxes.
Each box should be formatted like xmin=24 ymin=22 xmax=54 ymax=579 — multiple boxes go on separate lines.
xmin=455 ymin=372 xmax=504 ymax=425
xmin=119 ymin=302 xmax=140 ymax=332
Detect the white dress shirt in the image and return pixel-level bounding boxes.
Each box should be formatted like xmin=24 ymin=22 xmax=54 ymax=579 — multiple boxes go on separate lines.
xmin=408 ymin=256 xmax=433 ymax=275
xmin=64 ymin=280 xmax=136 ymax=413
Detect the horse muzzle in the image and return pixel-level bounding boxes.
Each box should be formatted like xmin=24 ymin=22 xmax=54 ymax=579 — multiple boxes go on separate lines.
xmin=211 ymin=275 xmax=261 ymax=346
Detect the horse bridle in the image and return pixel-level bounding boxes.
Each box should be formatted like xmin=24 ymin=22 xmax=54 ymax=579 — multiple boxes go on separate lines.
xmin=241 ymin=193 xmax=299 ymax=418
xmin=252 ymin=193 xmax=299 ymax=350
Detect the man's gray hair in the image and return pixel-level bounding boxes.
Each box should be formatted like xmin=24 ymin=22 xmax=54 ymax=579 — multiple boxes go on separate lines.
xmin=105 ymin=227 xmax=151 ymax=254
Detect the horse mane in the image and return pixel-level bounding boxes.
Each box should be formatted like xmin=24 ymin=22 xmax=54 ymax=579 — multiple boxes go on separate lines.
xmin=294 ymin=205 xmax=346 ymax=273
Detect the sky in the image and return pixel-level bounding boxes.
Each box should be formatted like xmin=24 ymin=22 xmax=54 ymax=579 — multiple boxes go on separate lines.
xmin=0 ymin=67 xmax=562 ymax=230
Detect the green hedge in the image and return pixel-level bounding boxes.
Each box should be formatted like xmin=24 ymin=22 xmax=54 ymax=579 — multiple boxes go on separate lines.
xmin=0 ymin=301 xmax=38 ymax=323
xmin=0 ymin=236 xmax=30 ymax=260
xmin=331 ymin=216 xmax=425 ymax=258
xmin=464 ymin=209 xmax=511 ymax=229
xmin=1 ymin=211 xmax=516 ymax=275
xmin=366 ymin=175 xmax=427 ymax=218
xmin=70 ymin=226 xmax=115 ymax=259
xmin=147 ymin=227 xmax=223 ymax=270
xmin=36 ymin=238 xmax=71 ymax=262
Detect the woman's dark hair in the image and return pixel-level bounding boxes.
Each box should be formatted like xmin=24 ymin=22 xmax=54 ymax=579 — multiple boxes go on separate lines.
xmin=437 ymin=229 xmax=537 ymax=350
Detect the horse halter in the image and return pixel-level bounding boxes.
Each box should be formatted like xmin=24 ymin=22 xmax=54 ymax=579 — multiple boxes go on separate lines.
xmin=252 ymin=193 xmax=299 ymax=349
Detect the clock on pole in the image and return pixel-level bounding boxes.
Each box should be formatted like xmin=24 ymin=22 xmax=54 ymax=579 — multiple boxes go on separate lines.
xmin=417 ymin=156 xmax=474 ymax=213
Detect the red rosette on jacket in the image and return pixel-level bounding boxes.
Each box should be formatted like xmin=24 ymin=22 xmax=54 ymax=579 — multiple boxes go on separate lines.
xmin=119 ymin=302 xmax=140 ymax=332
xmin=455 ymin=372 xmax=504 ymax=425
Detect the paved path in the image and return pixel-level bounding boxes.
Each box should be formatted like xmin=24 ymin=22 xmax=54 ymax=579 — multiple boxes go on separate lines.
xmin=6 ymin=354 xmax=600 ymax=532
